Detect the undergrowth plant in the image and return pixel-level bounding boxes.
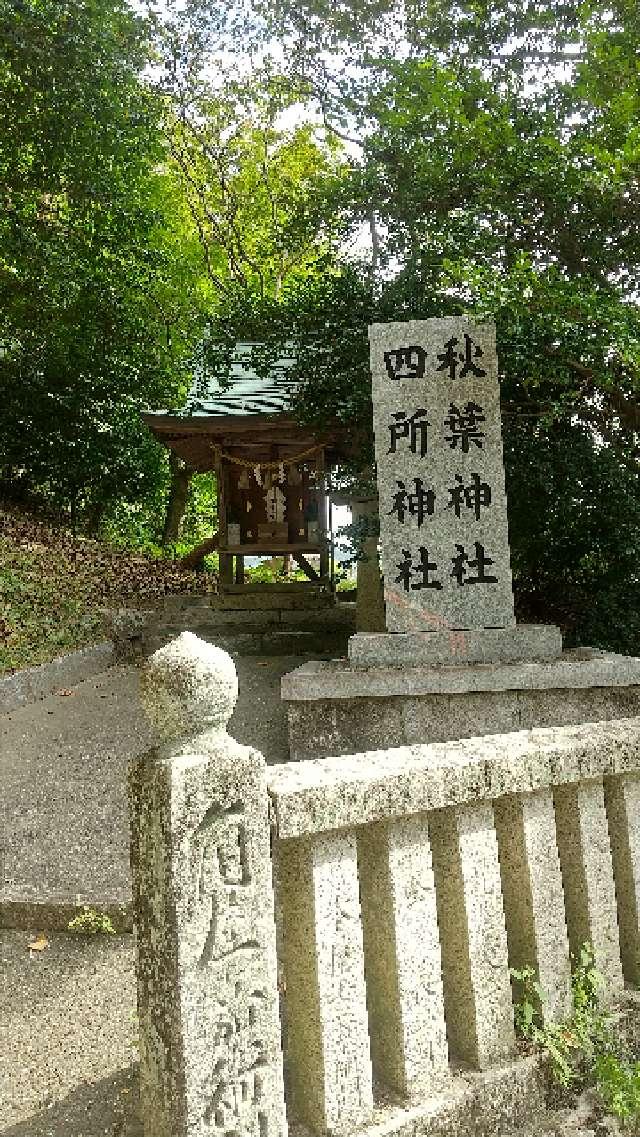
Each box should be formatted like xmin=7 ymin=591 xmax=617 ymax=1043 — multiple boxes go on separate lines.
xmin=512 ymin=944 xmax=640 ymax=1127
xmin=67 ymin=906 xmax=117 ymax=936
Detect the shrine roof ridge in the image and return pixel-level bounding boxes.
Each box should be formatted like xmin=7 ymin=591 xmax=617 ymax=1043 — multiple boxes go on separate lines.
xmin=146 ymin=341 xmax=298 ymax=420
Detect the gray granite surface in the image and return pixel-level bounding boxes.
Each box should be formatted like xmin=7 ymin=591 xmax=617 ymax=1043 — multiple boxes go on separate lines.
xmin=268 ymin=715 xmax=640 ymax=838
xmin=369 ymin=318 xmax=515 ymax=633
xmin=348 ymin=624 xmax=562 ymax=667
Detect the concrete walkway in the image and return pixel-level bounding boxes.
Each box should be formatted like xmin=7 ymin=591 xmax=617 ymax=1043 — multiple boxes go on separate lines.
xmin=0 ymin=651 xmax=310 ymax=1135
xmin=0 ymin=926 xmax=617 ymax=1137
xmin=0 ymin=930 xmax=139 ymax=1136
xmin=0 ymin=656 xmax=302 ymax=926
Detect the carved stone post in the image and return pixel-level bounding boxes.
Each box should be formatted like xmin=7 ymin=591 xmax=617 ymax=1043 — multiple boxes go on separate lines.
xmin=130 ymin=631 xmax=287 ymax=1137
xmin=554 ymin=779 xmax=624 ymax=1003
xmin=276 ymin=830 xmax=374 ymax=1134
xmin=429 ymin=802 xmax=516 ymax=1069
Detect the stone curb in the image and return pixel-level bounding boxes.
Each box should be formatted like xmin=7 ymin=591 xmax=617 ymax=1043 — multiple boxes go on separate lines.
xmin=0 ymin=891 xmax=133 ymax=933
xmin=0 ymin=641 xmax=115 ymax=713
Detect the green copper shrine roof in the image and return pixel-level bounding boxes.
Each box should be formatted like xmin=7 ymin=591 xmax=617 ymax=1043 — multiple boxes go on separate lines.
xmin=180 ymin=342 xmax=297 ymax=418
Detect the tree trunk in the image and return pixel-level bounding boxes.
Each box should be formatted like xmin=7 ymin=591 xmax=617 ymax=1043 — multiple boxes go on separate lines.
xmin=180 ymin=533 xmax=219 ymax=570
xmin=161 ymin=454 xmax=193 ymax=546
xmin=85 ymin=498 xmax=107 ymax=536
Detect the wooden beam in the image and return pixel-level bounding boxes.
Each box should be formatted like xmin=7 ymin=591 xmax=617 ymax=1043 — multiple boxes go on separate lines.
xmin=218 ymin=543 xmax=322 ymax=554
xmin=292 ymin=552 xmax=320 ymax=582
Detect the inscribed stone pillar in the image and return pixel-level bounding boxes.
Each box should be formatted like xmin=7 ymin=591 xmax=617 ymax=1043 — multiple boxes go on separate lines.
xmin=352 ymin=495 xmax=386 ymax=633
xmin=357 ymin=816 xmax=449 ymax=1097
xmin=429 ymin=802 xmax=515 ymax=1069
xmin=554 ymin=779 xmax=624 ymax=1003
xmin=604 ymin=773 xmax=640 ymax=986
xmin=130 ymin=632 xmax=287 ymax=1137
xmin=494 ymin=791 xmax=572 ymax=1023
xmin=276 ymin=830 xmax=374 ymax=1134
xmin=368 ymin=318 xmax=515 ymax=633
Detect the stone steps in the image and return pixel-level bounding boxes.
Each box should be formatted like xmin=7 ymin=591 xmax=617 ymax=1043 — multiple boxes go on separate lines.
xmin=148 ymin=600 xmax=355 ymax=657
xmin=146 ymin=626 xmax=349 ymax=658
xmin=156 ymin=605 xmax=354 ymax=632
xmin=108 ymin=600 xmax=355 ymax=660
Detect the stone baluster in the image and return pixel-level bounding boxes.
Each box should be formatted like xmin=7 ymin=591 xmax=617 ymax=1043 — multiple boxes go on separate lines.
xmin=276 ymin=830 xmax=374 ymax=1135
xmin=357 ymin=816 xmax=449 ymax=1098
xmin=494 ymin=790 xmax=572 ymax=1022
xmin=554 ymin=779 xmax=624 ymax=1002
xmin=605 ymin=773 xmax=640 ymax=985
xmin=130 ymin=632 xmax=287 ymax=1137
xmin=429 ymin=802 xmax=516 ymax=1070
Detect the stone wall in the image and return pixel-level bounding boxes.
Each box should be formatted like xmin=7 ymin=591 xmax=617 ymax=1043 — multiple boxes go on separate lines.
xmin=131 ymin=633 xmax=640 ymax=1137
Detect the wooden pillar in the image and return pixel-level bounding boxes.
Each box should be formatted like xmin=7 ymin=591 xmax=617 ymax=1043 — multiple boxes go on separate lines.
xmin=214 ymin=452 xmax=233 ymax=591
xmin=317 ymin=448 xmax=330 ymax=583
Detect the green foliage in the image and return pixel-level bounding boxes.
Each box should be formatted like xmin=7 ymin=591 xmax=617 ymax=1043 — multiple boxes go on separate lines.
xmin=0 ymin=508 xmax=215 ymax=674
xmin=593 ymin=1052 xmax=640 ymax=1125
xmin=244 ymin=561 xmax=307 ymax=584
xmin=199 ymin=0 xmax=640 ymax=652
xmin=67 ymin=906 xmax=116 ymax=936
xmin=512 ymin=944 xmax=640 ymax=1127
xmin=180 ymin=472 xmax=218 ymax=549
xmin=0 ymin=0 xmax=348 ymax=547
xmin=166 ymin=87 xmax=348 ymax=301
xmin=0 ymin=0 xmax=205 ymax=528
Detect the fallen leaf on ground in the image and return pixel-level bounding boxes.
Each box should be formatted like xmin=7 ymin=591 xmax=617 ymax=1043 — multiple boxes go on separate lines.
xmin=28 ymin=934 xmax=49 ymax=952
xmin=55 ymin=689 xmax=76 ymax=696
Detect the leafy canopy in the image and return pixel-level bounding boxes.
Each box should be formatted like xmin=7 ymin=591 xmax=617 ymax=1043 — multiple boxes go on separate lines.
xmin=195 ymin=0 xmax=640 ymax=648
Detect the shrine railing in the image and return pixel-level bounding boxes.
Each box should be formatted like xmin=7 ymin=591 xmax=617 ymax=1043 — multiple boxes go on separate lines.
xmin=130 ymin=632 xmax=640 ymax=1137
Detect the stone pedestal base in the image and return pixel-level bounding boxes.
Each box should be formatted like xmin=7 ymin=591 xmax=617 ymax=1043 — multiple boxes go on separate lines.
xmin=282 ymin=649 xmax=640 ymax=762
xmin=348 ymin=624 xmax=561 ymax=668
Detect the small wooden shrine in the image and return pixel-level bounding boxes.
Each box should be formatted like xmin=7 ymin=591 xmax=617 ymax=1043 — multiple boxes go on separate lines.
xmin=143 ymin=344 xmax=349 ymax=594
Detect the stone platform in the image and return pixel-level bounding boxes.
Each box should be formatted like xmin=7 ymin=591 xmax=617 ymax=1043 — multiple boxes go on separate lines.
xmin=349 ymin=624 xmax=562 ymax=667
xmin=282 ymin=648 xmax=640 ymax=761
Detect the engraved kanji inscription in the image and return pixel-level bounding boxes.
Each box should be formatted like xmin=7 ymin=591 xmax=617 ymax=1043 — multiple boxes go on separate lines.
xmin=436 ymin=333 xmax=487 ymax=380
xmin=451 ymin=541 xmax=498 ymax=586
xmin=370 ymin=318 xmax=515 ymax=631
xmin=388 ymin=409 xmax=430 ymax=457
xmin=194 ymin=803 xmax=258 ymax=966
xmin=444 ymin=402 xmax=486 ymax=452
xmin=383 ymin=346 xmax=427 ymax=381
xmin=446 ymin=473 xmax=492 ymax=521
xmin=395 ymin=547 xmax=443 ymax=591
xmin=203 ymin=962 xmax=272 ymax=1136
xmin=389 ymin=478 xmax=436 ymax=527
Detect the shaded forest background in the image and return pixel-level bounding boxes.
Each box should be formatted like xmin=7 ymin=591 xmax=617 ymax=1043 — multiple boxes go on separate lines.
xmin=1 ymin=0 xmax=640 ymax=653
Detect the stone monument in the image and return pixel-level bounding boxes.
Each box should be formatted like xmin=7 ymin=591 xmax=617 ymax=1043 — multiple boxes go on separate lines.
xmin=351 ymin=316 xmax=560 ymax=665
xmin=281 ymin=317 xmax=640 ymax=761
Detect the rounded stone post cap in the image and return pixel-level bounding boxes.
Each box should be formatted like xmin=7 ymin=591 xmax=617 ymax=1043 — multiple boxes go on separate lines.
xmin=140 ymin=632 xmax=238 ymax=743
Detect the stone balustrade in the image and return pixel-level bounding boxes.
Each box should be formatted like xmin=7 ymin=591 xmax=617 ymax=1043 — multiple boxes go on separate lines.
xmin=131 ymin=633 xmax=640 ymax=1137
